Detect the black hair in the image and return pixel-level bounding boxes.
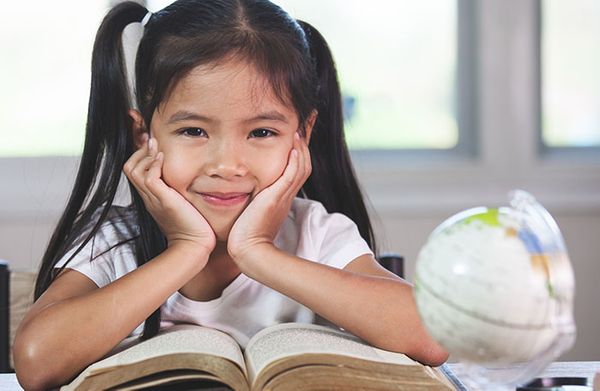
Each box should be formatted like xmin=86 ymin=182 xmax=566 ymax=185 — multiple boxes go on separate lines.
xmin=35 ymin=0 xmax=377 ymax=340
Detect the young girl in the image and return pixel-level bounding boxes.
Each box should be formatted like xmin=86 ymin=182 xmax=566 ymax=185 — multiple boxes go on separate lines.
xmin=14 ymin=1 xmax=448 ymax=389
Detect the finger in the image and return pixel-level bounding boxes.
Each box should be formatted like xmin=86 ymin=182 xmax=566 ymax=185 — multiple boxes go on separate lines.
xmin=274 ymin=147 xmax=301 ymax=197
xmin=130 ymin=153 xmax=158 ymax=184
xmin=145 ymin=152 xmax=194 ymax=211
xmin=144 ymin=152 xmax=167 ymax=202
xmin=294 ymin=131 xmax=311 ymax=181
xmin=291 ymin=132 xmax=310 ymax=186
xmin=148 ymin=137 xmax=158 ymax=158
xmin=134 ymin=137 xmax=160 ymax=171
xmin=298 ymin=132 xmax=312 ymax=179
xmin=123 ymin=140 xmax=150 ymax=177
xmin=127 ymin=148 xmax=161 ymax=202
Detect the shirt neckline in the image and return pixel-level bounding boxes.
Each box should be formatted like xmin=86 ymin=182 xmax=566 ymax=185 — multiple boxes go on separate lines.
xmin=171 ymin=272 xmax=251 ymax=311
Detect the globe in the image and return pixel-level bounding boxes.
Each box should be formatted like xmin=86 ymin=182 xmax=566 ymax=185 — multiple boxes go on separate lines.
xmin=414 ymin=190 xmax=576 ymax=389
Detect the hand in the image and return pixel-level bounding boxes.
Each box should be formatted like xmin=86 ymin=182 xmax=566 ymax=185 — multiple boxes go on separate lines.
xmin=123 ymin=135 xmax=216 ymax=256
xmin=227 ymin=132 xmax=311 ymax=265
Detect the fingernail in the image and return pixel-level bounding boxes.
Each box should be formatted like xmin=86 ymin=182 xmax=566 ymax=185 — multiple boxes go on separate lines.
xmin=148 ymin=138 xmax=154 ymax=150
xmin=295 ymin=132 xmax=301 ymax=140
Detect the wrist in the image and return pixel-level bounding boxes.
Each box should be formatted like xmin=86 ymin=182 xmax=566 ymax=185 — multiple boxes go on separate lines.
xmin=229 ymin=242 xmax=277 ymax=277
xmin=167 ymin=240 xmax=212 ymax=272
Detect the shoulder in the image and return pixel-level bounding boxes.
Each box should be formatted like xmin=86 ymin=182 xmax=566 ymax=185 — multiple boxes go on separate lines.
xmin=289 ymin=197 xmax=332 ymax=221
xmin=54 ymin=204 xmax=139 ymax=286
xmin=289 ymin=197 xmax=356 ymax=232
xmin=71 ymin=204 xmax=138 ymax=251
xmin=284 ymin=198 xmax=373 ymax=268
xmin=88 ymin=204 xmax=138 ymax=238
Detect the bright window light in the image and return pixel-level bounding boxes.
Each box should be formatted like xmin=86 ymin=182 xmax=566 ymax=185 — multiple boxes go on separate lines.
xmin=275 ymin=0 xmax=458 ymax=150
xmin=542 ymin=0 xmax=600 ymax=148
xmin=0 ymin=1 xmax=109 ymax=157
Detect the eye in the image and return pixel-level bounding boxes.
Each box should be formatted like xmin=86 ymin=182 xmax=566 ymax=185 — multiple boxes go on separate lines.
xmin=249 ymin=128 xmax=275 ymax=138
xmin=179 ymin=128 xmax=207 ymax=137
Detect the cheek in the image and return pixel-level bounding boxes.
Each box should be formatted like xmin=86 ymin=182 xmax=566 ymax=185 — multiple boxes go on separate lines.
xmin=254 ymin=148 xmax=290 ymax=188
xmin=160 ymin=150 xmax=193 ymax=191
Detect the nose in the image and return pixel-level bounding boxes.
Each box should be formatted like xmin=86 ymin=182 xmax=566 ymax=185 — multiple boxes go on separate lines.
xmin=205 ymin=140 xmax=248 ymax=179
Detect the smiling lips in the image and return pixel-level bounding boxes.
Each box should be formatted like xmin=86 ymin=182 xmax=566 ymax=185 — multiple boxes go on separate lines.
xmin=199 ymin=192 xmax=250 ymax=207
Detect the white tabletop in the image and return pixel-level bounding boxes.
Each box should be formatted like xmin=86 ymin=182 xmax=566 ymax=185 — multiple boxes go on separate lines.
xmin=0 ymin=374 xmax=22 ymax=391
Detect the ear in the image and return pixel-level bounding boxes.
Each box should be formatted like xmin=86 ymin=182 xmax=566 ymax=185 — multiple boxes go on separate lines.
xmin=303 ymin=110 xmax=318 ymax=144
xmin=128 ymin=109 xmax=148 ymax=149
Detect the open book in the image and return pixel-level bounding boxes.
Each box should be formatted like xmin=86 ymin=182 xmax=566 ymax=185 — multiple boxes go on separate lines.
xmin=61 ymin=323 xmax=459 ymax=390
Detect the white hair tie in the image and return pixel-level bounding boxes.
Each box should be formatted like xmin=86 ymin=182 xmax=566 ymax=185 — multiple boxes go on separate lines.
xmin=141 ymin=12 xmax=153 ymax=27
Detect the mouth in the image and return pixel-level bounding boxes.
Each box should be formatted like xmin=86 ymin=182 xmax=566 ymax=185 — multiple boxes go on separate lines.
xmin=198 ymin=192 xmax=251 ymax=207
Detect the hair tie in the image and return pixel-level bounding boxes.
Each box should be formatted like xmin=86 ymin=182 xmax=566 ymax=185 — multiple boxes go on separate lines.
xmin=141 ymin=11 xmax=153 ymax=27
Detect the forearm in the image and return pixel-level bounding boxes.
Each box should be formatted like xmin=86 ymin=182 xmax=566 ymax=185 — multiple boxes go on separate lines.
xmin=237 ymin=245 xmax=448 ymax=366
xmin=14 ymin=243 xmax=208 ymax=390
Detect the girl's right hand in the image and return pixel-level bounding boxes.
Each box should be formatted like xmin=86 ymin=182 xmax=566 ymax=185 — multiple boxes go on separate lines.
xmin=123 ymin=136 xmax=216 ymax=255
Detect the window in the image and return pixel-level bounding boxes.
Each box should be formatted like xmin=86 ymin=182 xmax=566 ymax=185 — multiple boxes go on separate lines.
xmin=275 ymin=0 xmax=460 ymax=151
xmin=541 ymin=0 xmax=600 ymax=149
xmin=1 ymin=0 xmax=463 ymax=156
xmin=0 ymin=1 xmax=109 ymax=157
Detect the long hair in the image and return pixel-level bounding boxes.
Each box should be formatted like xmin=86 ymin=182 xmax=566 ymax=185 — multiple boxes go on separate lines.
xmin=35 ymin=0 xmax=377 ymax=340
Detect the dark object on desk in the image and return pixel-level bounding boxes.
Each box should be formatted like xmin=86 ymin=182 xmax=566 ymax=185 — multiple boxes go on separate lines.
xmin=378 ymin=253 xmax=404 ymax=278
xmin=0 ymin=255 xmax=405 ymax=374
xmin=517 ymin=376 xmax=590 ymax=390
xmin=0 ymin=261 xmax=9 ymax=373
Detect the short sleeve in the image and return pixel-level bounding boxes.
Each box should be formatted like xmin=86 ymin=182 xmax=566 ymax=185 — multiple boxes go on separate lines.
xmin=294 ymin=199 xmax=374 ymax=270
xmin=55 ymin=241 xmax=136 ymax=288
xmin=54 ymin=206 xmax=138 ymax=288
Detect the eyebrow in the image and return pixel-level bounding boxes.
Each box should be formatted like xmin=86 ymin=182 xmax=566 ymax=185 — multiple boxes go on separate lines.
xmin=167 ymin=111 xmax=212 ymax=124
xmin=166 ymin=110 xmax=290 ymax=125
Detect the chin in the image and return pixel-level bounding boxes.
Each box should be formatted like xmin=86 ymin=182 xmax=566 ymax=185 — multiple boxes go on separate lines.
xmin=214 ymin=230 xmax=231 ymax=243
xmin=209 ymin=220 xmax=235 ymax=243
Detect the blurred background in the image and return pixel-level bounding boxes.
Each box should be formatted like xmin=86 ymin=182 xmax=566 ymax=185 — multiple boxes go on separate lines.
xmin=0 ymin=0 xmax=598 ymax=361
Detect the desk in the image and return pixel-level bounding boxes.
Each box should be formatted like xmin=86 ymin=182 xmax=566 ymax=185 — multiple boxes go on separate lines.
xmin=1 ymin=362 xmax=598 ymax=390
xmin=448 ymin=362 xmax=600 ymax=390
xmin=0 ymin=373 xmax=22 ymax=391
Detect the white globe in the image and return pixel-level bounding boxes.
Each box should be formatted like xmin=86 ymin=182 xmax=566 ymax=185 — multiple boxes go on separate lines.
xmin=414 ymin=190 xmax=576 ymax=388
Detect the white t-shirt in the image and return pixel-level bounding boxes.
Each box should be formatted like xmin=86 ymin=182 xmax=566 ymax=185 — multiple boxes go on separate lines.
xmin=55 ymin=198 xmax=373 ymax=348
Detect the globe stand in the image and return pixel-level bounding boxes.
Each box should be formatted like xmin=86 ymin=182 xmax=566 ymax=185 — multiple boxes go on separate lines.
xmin=449 ymin=362 xmax=577 ymax=391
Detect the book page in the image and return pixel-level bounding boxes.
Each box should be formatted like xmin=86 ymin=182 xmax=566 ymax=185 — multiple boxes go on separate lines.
xmin=84 ymin=324 xmax=246 ymax=377
xmin=245 ymin=323 xmax=416 ymax=382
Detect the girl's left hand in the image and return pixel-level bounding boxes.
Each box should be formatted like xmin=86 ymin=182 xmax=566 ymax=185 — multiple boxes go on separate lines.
xmin=227 ymin=132 xmax=311 ymax=264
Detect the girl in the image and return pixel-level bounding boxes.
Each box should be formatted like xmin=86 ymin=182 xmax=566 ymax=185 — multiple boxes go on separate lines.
xmin=14 ymin=1 xmax=448 ymax=389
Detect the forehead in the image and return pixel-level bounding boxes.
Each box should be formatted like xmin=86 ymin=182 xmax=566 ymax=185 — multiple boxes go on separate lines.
xmin=159 ymin=58 xmax=295 ymax=119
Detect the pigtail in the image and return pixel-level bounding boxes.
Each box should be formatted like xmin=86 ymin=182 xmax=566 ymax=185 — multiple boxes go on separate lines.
xmin=297 ymin=21 xmax=378 ymax=255
xmin=35 ymin=2 xmax=148 ymax=299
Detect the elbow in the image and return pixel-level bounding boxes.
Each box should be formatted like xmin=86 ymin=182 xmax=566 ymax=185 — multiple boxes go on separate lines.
xmin=373 ymin=333 xmax=449 ymax=367
xmin=14 ymin=347 xmax=52 ymax=391
xmin=14 ymin=330 xmax=65 ymax=391
xmin=410 ymin=341 xmax=449 ymax=367
xmin=421 ymin=345 xmax=450 ymax=367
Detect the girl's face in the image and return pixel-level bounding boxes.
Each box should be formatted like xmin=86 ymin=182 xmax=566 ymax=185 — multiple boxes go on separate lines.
xmin=148 ymin=58 xmax=312 ymax=241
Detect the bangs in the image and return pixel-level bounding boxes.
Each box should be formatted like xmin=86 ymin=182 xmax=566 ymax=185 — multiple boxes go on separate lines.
xmin=138 ymin=28 xmax=316 ymax=128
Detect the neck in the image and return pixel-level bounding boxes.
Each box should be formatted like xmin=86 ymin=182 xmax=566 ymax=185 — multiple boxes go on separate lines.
xmin=178 ymin=240 xmax=241 ymax=301
xmin=206 ymin=241 xmax=239 ymax=273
